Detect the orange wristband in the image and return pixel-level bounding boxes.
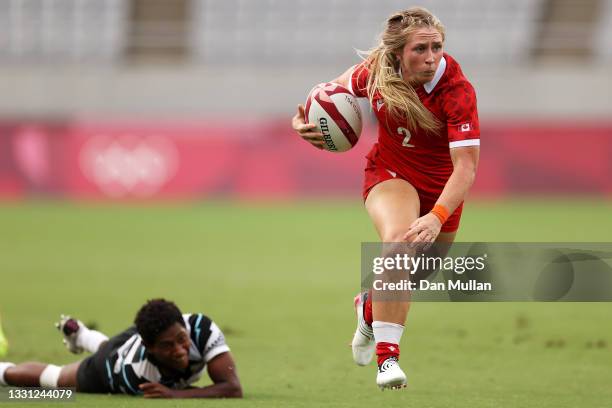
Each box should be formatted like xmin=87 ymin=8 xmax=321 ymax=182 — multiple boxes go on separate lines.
xmin=430 ymin=204 xmax=450 ymax=225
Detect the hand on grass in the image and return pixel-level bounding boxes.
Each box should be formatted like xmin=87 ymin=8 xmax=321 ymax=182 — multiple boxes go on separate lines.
xmin=139 ymin=382 xmax=177 ymax=399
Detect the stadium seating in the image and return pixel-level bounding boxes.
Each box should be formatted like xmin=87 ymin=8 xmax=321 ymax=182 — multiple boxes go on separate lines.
xmin=191 ymin=0 xmax=545 ymax=66
xmin=0 ymin=0 xmax=128 ymax=63
xmin=596 ymin=0 xmax=612 ymax=61
xmin=1 ymin=0 xmax=545 ymax=66
xmin=5 ymin=0 xmax=612 ymax=65
xmin=0 ymin=0 xmax=608 ymax=117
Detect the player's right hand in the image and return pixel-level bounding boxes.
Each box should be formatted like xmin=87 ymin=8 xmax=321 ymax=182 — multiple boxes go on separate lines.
xmin=140 ymin=382 xmax=177 ymax=398
xmin=292 ymin=104 xmax=325 ymax=149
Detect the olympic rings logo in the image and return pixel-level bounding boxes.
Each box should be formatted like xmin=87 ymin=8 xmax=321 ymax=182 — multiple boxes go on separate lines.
xmin=79 ymin=134 xmax=178 ymax=198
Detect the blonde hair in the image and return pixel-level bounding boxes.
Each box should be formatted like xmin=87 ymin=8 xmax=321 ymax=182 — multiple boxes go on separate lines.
xmin=361 ymin=7 xmax=445 ymax=134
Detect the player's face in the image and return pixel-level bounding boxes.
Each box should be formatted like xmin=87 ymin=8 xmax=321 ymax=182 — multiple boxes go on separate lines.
xmin=397 ymin=27 xmax=444 ymax=86
xmin=148 ymin=322 xmax=191 ymax=371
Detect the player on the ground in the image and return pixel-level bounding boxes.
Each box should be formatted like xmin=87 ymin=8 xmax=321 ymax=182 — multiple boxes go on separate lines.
xmin=0 ymin=299 xmax=242 ymax=398
xmin=292 ymin=7 xmax=480 ymax=389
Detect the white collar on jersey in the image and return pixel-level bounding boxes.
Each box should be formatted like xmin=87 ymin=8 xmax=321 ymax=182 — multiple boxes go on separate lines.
xmin=423 ymin=56 xmax=447 ymax=94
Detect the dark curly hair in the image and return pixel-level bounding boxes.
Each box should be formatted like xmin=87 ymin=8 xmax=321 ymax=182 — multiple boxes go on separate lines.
xmin=134 ymin=299 xmax=185 ymax=345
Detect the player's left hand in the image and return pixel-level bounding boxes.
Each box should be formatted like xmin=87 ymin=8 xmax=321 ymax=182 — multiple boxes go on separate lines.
xmin=403 ymin=213 xmax=442 ymax=250
xmin=139 ymin=382 xmax=177 ymax=398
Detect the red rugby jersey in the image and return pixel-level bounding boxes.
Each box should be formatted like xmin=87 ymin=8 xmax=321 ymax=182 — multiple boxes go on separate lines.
xmin=349 ymin=53 xmax=480 ymax=197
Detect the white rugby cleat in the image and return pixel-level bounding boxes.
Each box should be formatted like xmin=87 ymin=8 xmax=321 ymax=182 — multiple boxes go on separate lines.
xmin=376 ymin=357 xmax=407 ymax=390
xmin=55 ymin=315 xmax=84 ymax=354
xmin=352 ymin=292 xmax=375 ymax=366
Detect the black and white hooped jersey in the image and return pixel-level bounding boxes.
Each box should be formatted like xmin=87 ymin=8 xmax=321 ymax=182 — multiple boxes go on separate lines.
xmin=101 ymin=313 xmax=230 ymax=395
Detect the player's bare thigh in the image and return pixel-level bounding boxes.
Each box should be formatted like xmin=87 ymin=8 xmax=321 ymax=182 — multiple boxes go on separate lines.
xmin=365 ymin=178 xmax=459 ymax=244
xmin=365 ymin=178 xmax=419 ymax=322
xmin=365 ymin=178 xmax=420 ymax=242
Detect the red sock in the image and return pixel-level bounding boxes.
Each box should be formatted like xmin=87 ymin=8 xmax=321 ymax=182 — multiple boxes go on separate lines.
xmin=364 ymin=289 xmax=373 ymax=325
xmin=376 ymin=342 xmax=400 ymax=366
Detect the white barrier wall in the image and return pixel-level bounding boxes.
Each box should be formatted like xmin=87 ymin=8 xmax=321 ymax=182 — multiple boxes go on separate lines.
xmin=0 ymin=64 xmax=610 ymax=119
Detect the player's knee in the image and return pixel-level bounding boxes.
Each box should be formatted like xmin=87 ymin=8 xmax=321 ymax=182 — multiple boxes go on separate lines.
xmin=380 ymin=240 xmax=416 ymax=266
xmin=381 ymin=231 xmax=411 ymax=245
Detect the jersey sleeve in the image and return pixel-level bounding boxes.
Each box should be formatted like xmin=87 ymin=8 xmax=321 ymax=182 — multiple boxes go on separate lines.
xmin=202 ymin=322 xmax=230 ymax=363
xmin=348 ymin=61 xmax=370 ymax=98
xmin=443 ymin=80 xmax=480 ymax=148
xmin=187 ymin=314 xmax=230 ymax=363
xmin=110 ymin=334 xmax=160 ymax=395
xmin=116 ymin=352 xmax=158 ymax=395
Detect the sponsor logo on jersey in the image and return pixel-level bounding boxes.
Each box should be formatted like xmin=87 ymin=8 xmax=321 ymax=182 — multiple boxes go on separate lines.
xmin=459 ymin=123 xmax=472 ymax=132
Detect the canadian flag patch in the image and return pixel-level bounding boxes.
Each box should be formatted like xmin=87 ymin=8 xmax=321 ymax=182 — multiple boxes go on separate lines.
xmin=459 ymin=123 xmax=472 ymax=132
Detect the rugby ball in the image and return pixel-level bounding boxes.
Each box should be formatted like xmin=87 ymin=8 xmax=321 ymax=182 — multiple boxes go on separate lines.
xmin=304 ymin=82 xmax=362 ymax=152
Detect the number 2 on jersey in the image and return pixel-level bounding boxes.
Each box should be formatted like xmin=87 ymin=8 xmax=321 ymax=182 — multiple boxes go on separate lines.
xmin=397 ymin=127 xmax=415 ymax=147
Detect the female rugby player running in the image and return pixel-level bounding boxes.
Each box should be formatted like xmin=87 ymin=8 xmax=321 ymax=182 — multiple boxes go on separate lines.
xmin=0 ymin=299 xmax=242 ymax=398
xmin=292 ymin=7 xmax=480 ymax=389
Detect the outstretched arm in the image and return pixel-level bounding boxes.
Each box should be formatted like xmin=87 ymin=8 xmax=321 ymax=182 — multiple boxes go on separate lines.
xmin=139 ymin=352 xmax=242 ymax=399
xmin=404 ymin=146 xmax=479 ymax=245
xmin=404 ymin=78 xmax=480 ymax=246
xmin=436 ymin=145 xmax=479 ymax=214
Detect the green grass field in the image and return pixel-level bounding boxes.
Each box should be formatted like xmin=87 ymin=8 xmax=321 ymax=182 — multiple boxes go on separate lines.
xmin=0 ymin=199 xmax=611 ymax=407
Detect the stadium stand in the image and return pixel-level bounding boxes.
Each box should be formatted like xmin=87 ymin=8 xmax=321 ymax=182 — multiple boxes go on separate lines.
xmin=0 ymin=0 xmax=128 ymax=63
xmin=596 ymin=0 xmax=612 ymax=61
xmin=0 ymin=0 xmax=609 ymax=117
xmin=534 ymin=0 xmax=602 ymax=60
xmin=0 ymin=0 xmax=545 ymax=66
xmin=0 ymin=0 xmax=610 ymax=200
xmin=191 ymin=0 xmax=544 ymax=66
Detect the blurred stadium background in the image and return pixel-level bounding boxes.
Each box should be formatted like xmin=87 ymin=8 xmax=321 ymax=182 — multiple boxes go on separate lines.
xmin=0 ymin=1 xmax=611 ymax=407
xmin=0 ymin=0 xmax=611 ymax=200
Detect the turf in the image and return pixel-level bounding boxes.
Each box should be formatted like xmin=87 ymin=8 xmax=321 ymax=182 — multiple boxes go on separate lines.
xmin=0 ymin=199 xmax=611 ymax=407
